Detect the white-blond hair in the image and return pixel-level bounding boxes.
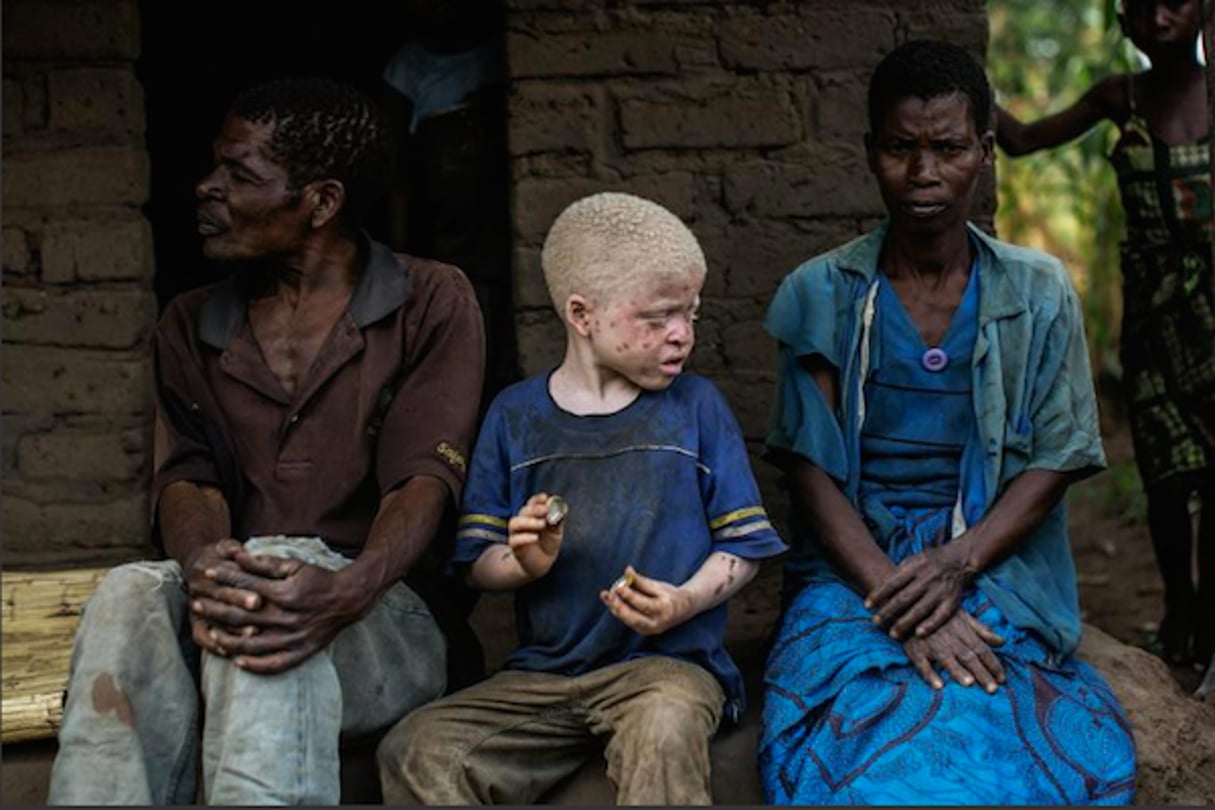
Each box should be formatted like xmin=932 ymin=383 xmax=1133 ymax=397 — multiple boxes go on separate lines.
xmin=540 ymin=192 xmax=707 ymax=313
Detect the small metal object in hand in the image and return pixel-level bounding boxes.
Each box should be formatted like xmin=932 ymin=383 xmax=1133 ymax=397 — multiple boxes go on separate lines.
xmin=609 ymin=569 xmax=634 ymax=594
xmin=545 ymin=495 xmax=569 ymax=526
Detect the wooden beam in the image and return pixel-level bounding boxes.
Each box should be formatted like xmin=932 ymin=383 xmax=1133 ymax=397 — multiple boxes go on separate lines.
xmin=2 ymin=568 xmax=108 ymax=743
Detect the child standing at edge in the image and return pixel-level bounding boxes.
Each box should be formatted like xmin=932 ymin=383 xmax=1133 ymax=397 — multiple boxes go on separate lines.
xmin=997 ymin=0 xmax=1215 ymax=676
xmin=375 ymin=192 xmax=787 ymax=805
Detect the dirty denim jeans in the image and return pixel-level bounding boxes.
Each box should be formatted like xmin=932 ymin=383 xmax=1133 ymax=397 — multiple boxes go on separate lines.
xmin=47 ymin=536 xmax=446 ymax=805
xmin=377 ymin=655 xmax=725 ymax=805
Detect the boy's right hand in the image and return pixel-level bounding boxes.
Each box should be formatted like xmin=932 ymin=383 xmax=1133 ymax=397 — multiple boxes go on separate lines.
xmin=507 ymin=493 xmax=566 ymax=579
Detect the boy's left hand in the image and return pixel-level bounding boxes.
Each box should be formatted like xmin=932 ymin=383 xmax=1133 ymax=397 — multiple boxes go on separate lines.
xmin=600 ymin=565 xmax=692 ymax=636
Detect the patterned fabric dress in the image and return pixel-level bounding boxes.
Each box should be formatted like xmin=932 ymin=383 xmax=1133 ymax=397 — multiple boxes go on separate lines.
xmin=1110 ymin=91 xmax=1215 ymax=487
xmin=759 ymin=269 xmax=1137 ymax=805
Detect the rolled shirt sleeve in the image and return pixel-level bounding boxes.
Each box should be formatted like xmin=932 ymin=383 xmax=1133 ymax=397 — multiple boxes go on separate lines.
xmin=1026 ymin=274 xmax=1107 ymax=478
xmin=763 ymin=266 xmax=851 ymax=483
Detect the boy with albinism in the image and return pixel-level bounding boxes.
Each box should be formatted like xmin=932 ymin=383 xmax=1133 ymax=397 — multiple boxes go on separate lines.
xmin=376 ymin=191 xmax=786 ymax=805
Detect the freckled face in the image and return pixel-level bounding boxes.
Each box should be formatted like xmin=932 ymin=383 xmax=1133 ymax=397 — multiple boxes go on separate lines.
xmin=588 ymin=273 xmax=702 ymax=390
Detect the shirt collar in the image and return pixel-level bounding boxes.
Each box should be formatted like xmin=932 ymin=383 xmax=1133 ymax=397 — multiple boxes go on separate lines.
xmin=197 ymin=233 xmax=411 ymax=349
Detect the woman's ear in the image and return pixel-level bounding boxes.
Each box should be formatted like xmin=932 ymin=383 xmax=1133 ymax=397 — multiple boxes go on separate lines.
xmin=980 ymin=130 xmax=995 ymax=166
xmin=306 ymin=179 xmax=347 ymax=229
xmin=565 ymin=293 xmax=594 ymax=337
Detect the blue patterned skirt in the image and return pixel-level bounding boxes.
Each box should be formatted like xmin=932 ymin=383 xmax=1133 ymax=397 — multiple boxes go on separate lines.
xmin=759 ymin=512 xmax=1137 ymax=804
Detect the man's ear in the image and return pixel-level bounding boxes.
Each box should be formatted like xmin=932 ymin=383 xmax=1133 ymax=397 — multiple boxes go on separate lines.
xmin=306 ymin=179 xmax=346 ymax=229
xmin=565 ymin=293 xmax=594 ymax=337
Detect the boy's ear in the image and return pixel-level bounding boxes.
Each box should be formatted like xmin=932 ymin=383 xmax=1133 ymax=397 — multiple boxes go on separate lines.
xmin=565 ymin=293 xmax=594 ymax=337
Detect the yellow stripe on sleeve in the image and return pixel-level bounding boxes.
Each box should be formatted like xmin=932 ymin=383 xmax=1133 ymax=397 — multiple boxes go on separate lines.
xmin=708 ymin=506 xmax=768 ymax=531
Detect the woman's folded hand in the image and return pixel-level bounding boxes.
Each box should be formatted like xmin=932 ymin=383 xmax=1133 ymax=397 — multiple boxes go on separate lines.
xmin=865 ymin=540 xmax=976 ymax=639
xmin=902 ymin=609 xmax=1006 ymax=693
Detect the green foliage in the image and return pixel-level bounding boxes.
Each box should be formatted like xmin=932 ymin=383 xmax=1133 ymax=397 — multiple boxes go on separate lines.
xmin=988 ymin=0 xmax=1142 ymax=377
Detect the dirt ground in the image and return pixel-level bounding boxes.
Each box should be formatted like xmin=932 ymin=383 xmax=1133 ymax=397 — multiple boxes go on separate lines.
xmin=1067 ymin=423 xmax=1208 ymax=694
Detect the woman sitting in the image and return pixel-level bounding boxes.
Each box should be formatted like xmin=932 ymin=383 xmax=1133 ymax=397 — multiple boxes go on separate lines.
xmin=758 ymin=39 xmax=1137 ymax=805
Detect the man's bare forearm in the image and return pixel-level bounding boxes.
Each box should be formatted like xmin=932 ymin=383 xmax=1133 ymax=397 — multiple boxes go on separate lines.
xmin=336 ymin=474 xmax=450 ymax=614
xmin=160 ymin=480 xmax=232 ymax=570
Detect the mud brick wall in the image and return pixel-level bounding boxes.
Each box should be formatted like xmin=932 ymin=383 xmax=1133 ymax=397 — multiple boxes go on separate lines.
xmin=0 ymin=0 xmax=990 ymax=568
xmin=2 ymin=0 xmax=156 ymax=565
xmin=505 ymin=0 xmax=991 ymax=470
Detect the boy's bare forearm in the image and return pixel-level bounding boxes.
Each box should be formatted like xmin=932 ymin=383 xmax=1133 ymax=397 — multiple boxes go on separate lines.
xmin=678 ymin=551 xmax=759 ymax=616
xmin=468 ymin=543 xmax=538 ymax=590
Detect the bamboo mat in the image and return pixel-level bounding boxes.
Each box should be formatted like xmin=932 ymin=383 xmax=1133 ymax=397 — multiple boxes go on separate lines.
xmin=2 ymin=568 xmax=108 ymax=743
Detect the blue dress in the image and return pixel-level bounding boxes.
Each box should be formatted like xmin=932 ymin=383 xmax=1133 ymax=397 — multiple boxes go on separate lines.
xmin=760 ymin=268 xmax=1136 ymax=805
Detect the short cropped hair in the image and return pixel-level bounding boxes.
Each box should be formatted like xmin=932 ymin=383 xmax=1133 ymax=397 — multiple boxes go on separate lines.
xmin=541 ymin=192 xmax=707 ymax=312
xmin=867 ymin=40 xmax=992 ymax=135
xmin=229 ymin=77 xmax=392 ymax=225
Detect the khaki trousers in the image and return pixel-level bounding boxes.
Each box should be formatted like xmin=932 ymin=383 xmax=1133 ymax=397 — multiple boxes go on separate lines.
xmin=377 ymin=655 xmax=725 ymax=805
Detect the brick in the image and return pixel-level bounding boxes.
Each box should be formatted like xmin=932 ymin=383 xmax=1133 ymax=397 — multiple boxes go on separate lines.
xmin=513 ymin=172 xmax=697 ymax=244
xmin=2 ymin=346 xmax=151 ymax=416
xmin=1 ymin=493 xmax=150 ymax=559
xmin=3 ymin=79 xmax=22 ymax=137
xmin=3 ymin=288 xmax=154 ymax=349
xmin=508 ymin=82 xmax=606 ymax=156
xmin=721 ymin=319 xmax=777 ymax=371
xmin=2 ymin=146 xmax=149 ymax=208
xmin=20 ymin=72 xmax=48 ymax=132
xmin=713 ymin=372 xmax=779 ymax=441
xmin=723 ymin=218 xmax=861 ymax=298
xmin=17 ymin=427 xmax=146 ymax=482
xmin=47 ymin=68 xmax=144 ymax=136
xmin=723 ymin=150 xmax=880 ymax=219
xmin=508 ymin=0 xmax=591 ymax=9
xmin=719 ymin=10 xmax=896 ymax=72
xmin=514 ymin=309 xmax=566 ymax=377
xmin=3 ymin=0 xmax=140 ymax=60
xmin=515 ymin=152 xmax=593 ymax=179
xmin=618 ymin=81 xmax=800 ymax=150
xmin=685 ymin=311 xmax=726 ymax=373
xmin=41 ymin=216 xmax=153 ymax=283
xmin=899 ymin=9 xmax=989 ymax=56
xmin=811 ymin=72 xmax=872 ymax=146
xmin=512 ymin=246 xmax=551 ymax=309
xmin=2 ymin=414 xmax=53 ymax=477
xmin=3 ymin=228 xmax=31 ymax=277
xmin=508 ymin=30 xmax=684 ymax=78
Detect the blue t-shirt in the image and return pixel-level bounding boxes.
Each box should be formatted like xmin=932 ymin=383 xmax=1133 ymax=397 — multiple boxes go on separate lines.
xmin=456 ymin=372 xmax=787 ymax=719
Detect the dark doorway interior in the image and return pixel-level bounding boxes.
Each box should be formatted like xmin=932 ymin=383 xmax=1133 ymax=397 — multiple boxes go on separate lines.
xmin=138 ymin=2 xmax=517 ymax=395
xmin=138 ymin=2 xmax=407 ymax=307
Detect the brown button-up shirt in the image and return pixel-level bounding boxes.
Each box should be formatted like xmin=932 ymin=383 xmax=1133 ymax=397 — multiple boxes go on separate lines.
xmin=151 ymin=238 xmax=485 ymax=556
